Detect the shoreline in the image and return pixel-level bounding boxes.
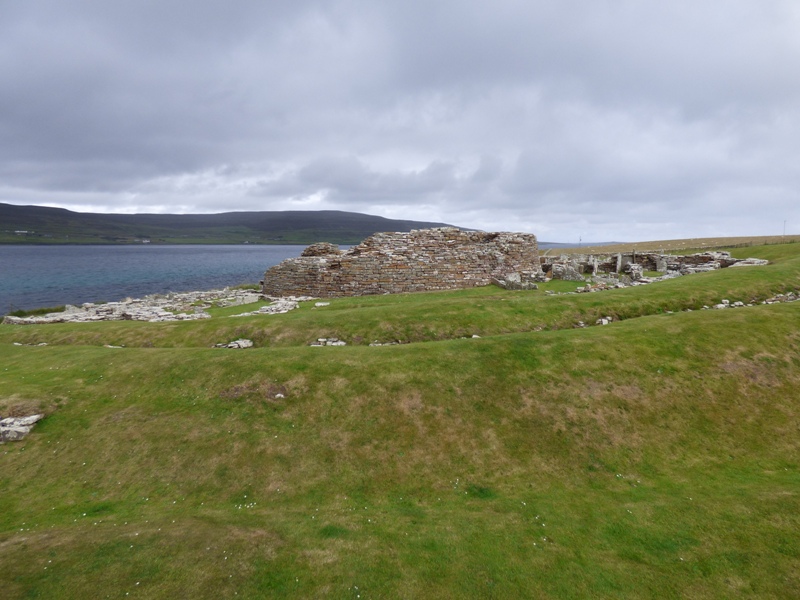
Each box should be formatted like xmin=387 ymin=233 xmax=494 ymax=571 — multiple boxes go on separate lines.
xmin=2 ymin=288 xmax=315 ymax=325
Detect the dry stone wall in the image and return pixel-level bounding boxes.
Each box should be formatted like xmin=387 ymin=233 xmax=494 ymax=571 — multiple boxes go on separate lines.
xmin=261 ymin=227 xmax=542 ymax=298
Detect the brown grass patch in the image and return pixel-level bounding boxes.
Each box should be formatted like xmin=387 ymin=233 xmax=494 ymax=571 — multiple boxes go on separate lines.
xmin=328 ymin=376 xmax=349 ymax=392
xmin=397 ymin=390 xmax=424 ymax=416
xmin=302 ymin=547 xmax=341 ymax=566
xmin=285 ymin=374 xmax=309 ymax=395
xmin=517 ymin=383 xmax=654 ymax=453
xmin=219 ymin=379 xmax=288 ymax=402
xmin=0 ymin=394 xmax=57 ymax=418
xmin=577 ymin=380 xmax=643 ymax=402
xmin=718 ymin=355 xmax=782 ymax=388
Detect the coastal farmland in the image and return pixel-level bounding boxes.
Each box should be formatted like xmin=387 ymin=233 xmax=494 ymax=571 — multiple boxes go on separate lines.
xmin=1 ymin=242 xmax=799 ymax=598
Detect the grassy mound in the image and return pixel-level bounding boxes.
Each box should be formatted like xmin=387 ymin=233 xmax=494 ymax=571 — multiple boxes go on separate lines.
xmin=1 ymin=244 xmax=799 ymax=598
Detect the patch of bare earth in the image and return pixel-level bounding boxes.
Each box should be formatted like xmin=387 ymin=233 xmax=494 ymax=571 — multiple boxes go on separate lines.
xmin=0 ymin=394 xmax=57 ymax=417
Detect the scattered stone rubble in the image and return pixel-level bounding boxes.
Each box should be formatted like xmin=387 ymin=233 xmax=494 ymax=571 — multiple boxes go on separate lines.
xmin=2 ymin=289 xmax=311 ymax=325
xmin=215 ymin=339 xmax=254 ymax=349
xmin=701 ymin=291 xmax=799 ymax=310
xmin=3 ymin=301 xmax=209 ymax=325
xmin=262 ymin=227 xmax=544 ymax=298
xmin=761 ymin=291 xmax=799 ymax=304
xmin=229 ymin=297 xmax=315 ymax=317
xmin=569 ymin=291 xmax=799 ymax=330
xmin=491 ymin=272 xmax=540 ymax=290
xmin=310 ymin=337 xmax=347 ymax=346
xmin=575 ymin=282 xmax=626 ymax=294
xmin=0 ymin=414 xmax=44 ymax=442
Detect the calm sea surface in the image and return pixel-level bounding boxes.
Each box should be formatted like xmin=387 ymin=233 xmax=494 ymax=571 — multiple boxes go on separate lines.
xmin=0 ymin=245 xmax=305 ymax=313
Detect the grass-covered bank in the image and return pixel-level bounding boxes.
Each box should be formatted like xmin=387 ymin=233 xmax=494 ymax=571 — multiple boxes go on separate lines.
xmin=1 ymin=244 xmax=799 ymax=598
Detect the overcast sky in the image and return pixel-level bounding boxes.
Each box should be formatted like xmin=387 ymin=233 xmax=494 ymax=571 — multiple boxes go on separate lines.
xmin=2 ymin=1 xmax=799 ymax=242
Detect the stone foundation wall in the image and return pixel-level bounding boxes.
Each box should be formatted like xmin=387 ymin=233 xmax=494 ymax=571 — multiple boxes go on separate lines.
xmin=261 ymin=227 xmax=542 ymax=298
xmin=541 ymin=250 xmax=768 ymax=280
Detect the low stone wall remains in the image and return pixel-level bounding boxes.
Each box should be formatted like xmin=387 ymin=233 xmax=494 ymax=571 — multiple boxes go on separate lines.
xmin=542 ymin=250 xmax=768 ymax=281
xmin=261 ymin=227 xmax=543 ymax=298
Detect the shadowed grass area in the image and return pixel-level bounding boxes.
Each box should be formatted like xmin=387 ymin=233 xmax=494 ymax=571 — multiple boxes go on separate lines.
xmin=1 ymin=243 xmax=799 ymax=598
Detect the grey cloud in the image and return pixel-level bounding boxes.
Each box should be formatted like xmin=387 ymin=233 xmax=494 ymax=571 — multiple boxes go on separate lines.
xmin=382 ymin=2 xmax=800 ymax=112
xmin=1 ymin=0 xmax=799 ymax=241
xmin=251 ymin=156 xmax=459 ymax=205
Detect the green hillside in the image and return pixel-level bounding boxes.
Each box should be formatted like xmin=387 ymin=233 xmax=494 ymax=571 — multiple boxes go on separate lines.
xmin=0 ymin=203 xmax=454 ymax=245
xmin=1 ymin=243 xmax=799 ymax=598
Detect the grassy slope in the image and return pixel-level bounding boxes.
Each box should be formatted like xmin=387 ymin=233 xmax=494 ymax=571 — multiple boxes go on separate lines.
xmin=1 ymin=245 xmax=799 ymax=599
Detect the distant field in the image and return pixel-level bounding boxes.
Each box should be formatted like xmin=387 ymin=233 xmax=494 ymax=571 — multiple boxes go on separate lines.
xmin=549 ymin=234 xmax=800 ymax=255
xmin=1 ymin=242 xmax=799 ymax=598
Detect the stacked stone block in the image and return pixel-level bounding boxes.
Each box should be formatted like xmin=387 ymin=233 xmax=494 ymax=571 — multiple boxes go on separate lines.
xmin=261 ymin=227 xmax=542 ymax=298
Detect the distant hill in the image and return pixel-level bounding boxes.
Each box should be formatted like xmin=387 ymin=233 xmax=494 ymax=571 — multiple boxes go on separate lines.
xmin=0 ymin=203 xmax=459 ymax=245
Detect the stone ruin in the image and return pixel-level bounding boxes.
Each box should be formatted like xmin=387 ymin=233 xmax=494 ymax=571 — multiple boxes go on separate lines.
xmin=261 ymin=230 xmax=772 ymax=298
xmin=542 ymin=250 xmax=768 ymax=283
xmin=261 ymin=227 xmax=544 ymax=298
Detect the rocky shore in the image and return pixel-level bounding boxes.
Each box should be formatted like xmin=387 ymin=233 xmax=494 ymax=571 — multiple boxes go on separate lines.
xmin=2 ymin=288 xmax=313 ymax=325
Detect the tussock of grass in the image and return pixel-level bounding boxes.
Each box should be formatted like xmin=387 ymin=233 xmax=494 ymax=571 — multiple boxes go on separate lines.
xmin=1 ymin=243 xmax=799 ymax=598
xmin=5 ymin=305 xmax=66 ymax=318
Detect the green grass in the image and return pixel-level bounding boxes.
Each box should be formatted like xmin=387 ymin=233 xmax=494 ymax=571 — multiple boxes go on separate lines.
xmin=5 ymin=305 xmax=66 ymax=318
xmin=1 ymin=243 xmax=799 ymax=598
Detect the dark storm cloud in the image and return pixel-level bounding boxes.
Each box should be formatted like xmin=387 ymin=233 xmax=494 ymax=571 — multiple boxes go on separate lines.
xmin=1 ymin=0 xmax=799 ymax=240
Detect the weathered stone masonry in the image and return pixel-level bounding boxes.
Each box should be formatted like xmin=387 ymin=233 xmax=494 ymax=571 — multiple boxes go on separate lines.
xmin=261 ymin=227 xmax=543 ymax=298
xmin=541 ymin=250 xmax=769 ymax=282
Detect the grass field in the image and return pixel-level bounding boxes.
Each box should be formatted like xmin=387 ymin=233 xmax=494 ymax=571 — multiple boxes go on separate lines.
xmin=1 ymin=243 xmax=799 ymax=598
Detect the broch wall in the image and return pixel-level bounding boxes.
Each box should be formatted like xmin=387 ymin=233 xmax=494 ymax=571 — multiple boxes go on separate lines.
xmin=261 ymin=227 xmax=542 ymax=298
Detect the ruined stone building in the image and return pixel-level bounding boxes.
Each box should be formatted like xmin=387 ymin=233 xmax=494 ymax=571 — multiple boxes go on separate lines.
xmin=261 ymin=227 xmax=769 ymax=298
xmin=261 ymin=227 xmax=543 ymax=298
xmin=541 ymin=250 xmax=768 ymax=282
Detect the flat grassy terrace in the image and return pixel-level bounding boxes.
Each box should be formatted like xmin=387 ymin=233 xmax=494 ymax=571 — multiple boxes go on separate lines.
xmin=1 ymin=243 xmax=799 ymax=598
xmin=553 ymin=234 xmax=800 ymax=255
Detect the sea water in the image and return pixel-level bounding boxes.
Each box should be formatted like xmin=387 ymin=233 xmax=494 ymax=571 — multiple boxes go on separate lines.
xmin=0 ymin=245 xmax=305 ymax=313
